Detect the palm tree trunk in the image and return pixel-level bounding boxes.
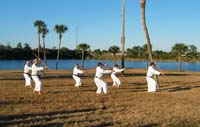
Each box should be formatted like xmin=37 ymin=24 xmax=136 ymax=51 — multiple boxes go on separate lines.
xmin=42 ymin=37 xmax=47 ymax=65
xmin=146 ymin=54 xmax=149 ymax=68
xmin=141 ymin=0 xmax=159 ymax=86
xmin=179 ymin=54 xmax=182 ymax=72
xmin=38 ymin=33 xmax=40 ymax=59
xmin=56 ymin=35 xmax=61 ymax=70
xmin=140 ymin=0 xmax=153 ymax=62
xmin=81 ymin=50 xmax=84 ymax=68
xmin=114 ymin=53 xmax=116 ymax=65
xmin=121 ymin=0 xmax=126 ymax=73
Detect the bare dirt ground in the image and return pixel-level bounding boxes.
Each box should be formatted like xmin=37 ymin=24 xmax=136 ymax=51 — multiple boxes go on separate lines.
xmin=0 ymin=69 xmax=200 ymax=127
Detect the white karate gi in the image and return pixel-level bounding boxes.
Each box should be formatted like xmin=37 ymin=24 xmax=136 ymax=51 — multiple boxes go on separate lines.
xmin=146 ymin=66 xmax=160 ymax=92
xmin=23 ymin=64 xmax=32 ymax=86
xmin=94 ymin=66 xmax=112 ymax=94
xmin=111 ymin=67 xmax=125 ymax=87
xmin=73 ymin=66 xmax=83 ymax=87
xmin=31 ymin=63 xmax=44 ymax=92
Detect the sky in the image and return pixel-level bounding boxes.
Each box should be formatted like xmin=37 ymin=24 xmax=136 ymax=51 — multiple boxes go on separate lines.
xmin=0 ymin=0 xmax=200 ymax=52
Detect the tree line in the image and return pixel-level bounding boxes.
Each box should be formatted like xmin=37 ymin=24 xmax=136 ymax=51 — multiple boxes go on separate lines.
xmin=0 ymin=43 xmax=90 ymax=60
xmin=0 ymin=42 xmax=199 ymax=62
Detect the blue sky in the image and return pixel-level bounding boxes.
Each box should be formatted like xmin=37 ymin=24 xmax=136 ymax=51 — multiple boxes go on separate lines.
xmin=0 ymin=0 xmax=200 ymax=51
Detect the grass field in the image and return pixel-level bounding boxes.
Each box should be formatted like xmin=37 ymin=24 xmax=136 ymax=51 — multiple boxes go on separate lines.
xmin=0 ymin=69 xmax=200 ymax=127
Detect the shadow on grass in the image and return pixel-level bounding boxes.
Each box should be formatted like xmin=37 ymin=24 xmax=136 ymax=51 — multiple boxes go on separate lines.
xmin=0 ymin=107 xmax=121 ymax=127
xmin=0 ymin=108 xmax=96 ymax=126
xmin=0 ymin=100 xmax=14 ymax=105
xmin=140 ymin=123 xmax=159 ymax=127
xmin=124 ymin=73 xmax=188 ymax=77
xmin=167 ymin=85 xmax=200 ymax=92
xmin=90 ymin=122 xmax=114 ymax=127
xmin=0 ymin=108 xmax=96 ymax=121
xmin=28 ymin=123 xmax=64 ymax=127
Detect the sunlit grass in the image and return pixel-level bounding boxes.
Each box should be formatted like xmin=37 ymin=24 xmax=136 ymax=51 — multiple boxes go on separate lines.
xmin=0 ymin=69 xmax=200 ymax=127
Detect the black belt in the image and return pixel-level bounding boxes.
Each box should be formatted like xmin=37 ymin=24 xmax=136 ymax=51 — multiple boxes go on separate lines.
xmin=32 ymin=75 xmax=41 ymax=79
xmin=24 ymin=73 xmax=30 ymax=75
xmin=73 ymin=74 xmax=78 ymax=76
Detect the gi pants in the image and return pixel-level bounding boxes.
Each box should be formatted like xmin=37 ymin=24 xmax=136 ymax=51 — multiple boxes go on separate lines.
xmin=146 ymin=77 xmax=156 ymax=92
xmin=94 ymin=77 xmax=108 ymax=94
xmin=32 ymin=75 xmax=42 ymax=92
xmin=111 ymin=73 xmax=121 ymax=87
xmin=73 ymin=75 xmax=81 ymax=87
xmin=24 ymin=73 xmax=31 ymax=86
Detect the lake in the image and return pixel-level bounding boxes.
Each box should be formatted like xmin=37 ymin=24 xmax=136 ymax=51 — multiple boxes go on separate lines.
xmin=0 ymin=60 xmax=200 ymax=72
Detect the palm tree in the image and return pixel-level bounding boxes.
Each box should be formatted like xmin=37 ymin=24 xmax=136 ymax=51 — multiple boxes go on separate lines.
xmin=171 ymin=43 xmax=188 ymax=72
xmin=54 ymin=24 xmax=68 ymax=70
xmin=34 ymin=20 xmax=45 ymax=58
xmin=140 ymin=0 xmax=160 ymax=85
xmin=41 ymin=25 xmax=49 ymax=65
xmin=121 ymin=0 xmax=126 ymax=70
xmin=77 ymin=43 xmax=90 ymax=68
xmin=140 ymin=0 xmax=153 ymax=62
xmin=108 ymin=46 xmax=120 ymax=65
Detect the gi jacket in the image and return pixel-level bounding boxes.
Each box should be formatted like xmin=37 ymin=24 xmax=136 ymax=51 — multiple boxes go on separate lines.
xmin=146 ymin=66 xmax=160 ymax=78
xmin=95 ymin=66 xmax=111 ymax=78
xmin=73 ymin=67 xmax=83 ymax=76
xmin=32 ymin=63 xmax=44 ymax=76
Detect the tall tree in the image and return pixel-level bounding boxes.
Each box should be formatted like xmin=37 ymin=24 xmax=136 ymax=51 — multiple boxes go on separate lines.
xmin=41 ymin=25 xmax=49 ymax=65
xmin=108 ymin=46 xmax=120 ymax=65
xmin=54 ymin=24 xmax=68 ymax=70
xmin=121 ymin=0 xmax=126 ymax=70
xmin=171 ymin=43 xmax=188 ymax=72
xmin=140 ymin=0 xmax=160 ymax=85
xmin=140 ymin=0 xmax=153 ymax=62
xmin=77 ymin=43 xmax=90 ymax=68
xmin=34 ymin=20 xmax=45 ymax=59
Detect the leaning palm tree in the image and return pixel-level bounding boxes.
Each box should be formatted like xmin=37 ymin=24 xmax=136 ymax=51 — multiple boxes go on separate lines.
xmin=77 ymin=43 xmax=90 ymax=68
xmin=34 ymin=20 xmax=45 ymax=58
xmin=140 ymin=0 xmax=160 ymax=85
xmin=108 ymin=46 xmax=120 ymax=65
xmin=41 ymin=25 xmax=49 ymax=65
xmin=54 ymin=24 xmax=68 ymax=70
xmin=171 ymin=43 xmax=188 ymax=72
xmin=140 ymin=0 xmax=153 ymax=62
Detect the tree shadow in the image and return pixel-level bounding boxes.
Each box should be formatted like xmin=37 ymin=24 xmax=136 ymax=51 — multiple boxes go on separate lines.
xmin=167 ymin=86 xmax=191 ymax=92
xmin=0 ymin=108 xmax=96 ymax=121
xmin=0 ymin=106 xmax=123 ymax=127
xmin=90 ymin=122 xmax=114 ymax=127
xmin=27 ymin=122 xmax=64 ymax=127
xmin=0 ymin=100 xmax=14 ymax=105
xmin=140 ymin=123 xmax=159 ymax=127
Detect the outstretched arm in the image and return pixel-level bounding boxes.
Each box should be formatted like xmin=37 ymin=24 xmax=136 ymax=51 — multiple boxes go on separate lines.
xmin=103 ymin=70 xmax=112 ymax=74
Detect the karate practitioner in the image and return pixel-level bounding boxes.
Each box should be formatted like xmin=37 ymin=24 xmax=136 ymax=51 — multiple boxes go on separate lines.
xmin=73 ymin=64 xmax=83 ymax=87
xmin=23 ymin=60 xmax=32 ymax=87
xmin=32 ymin=58 xmax=47 ymax=94
xmin=146 ymin=62 xmax=163 ymax=92
xmin=111 ymin=64 xmax=125 ymax=87
xmin=94 ymin=62 xmax=112 ymax=94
